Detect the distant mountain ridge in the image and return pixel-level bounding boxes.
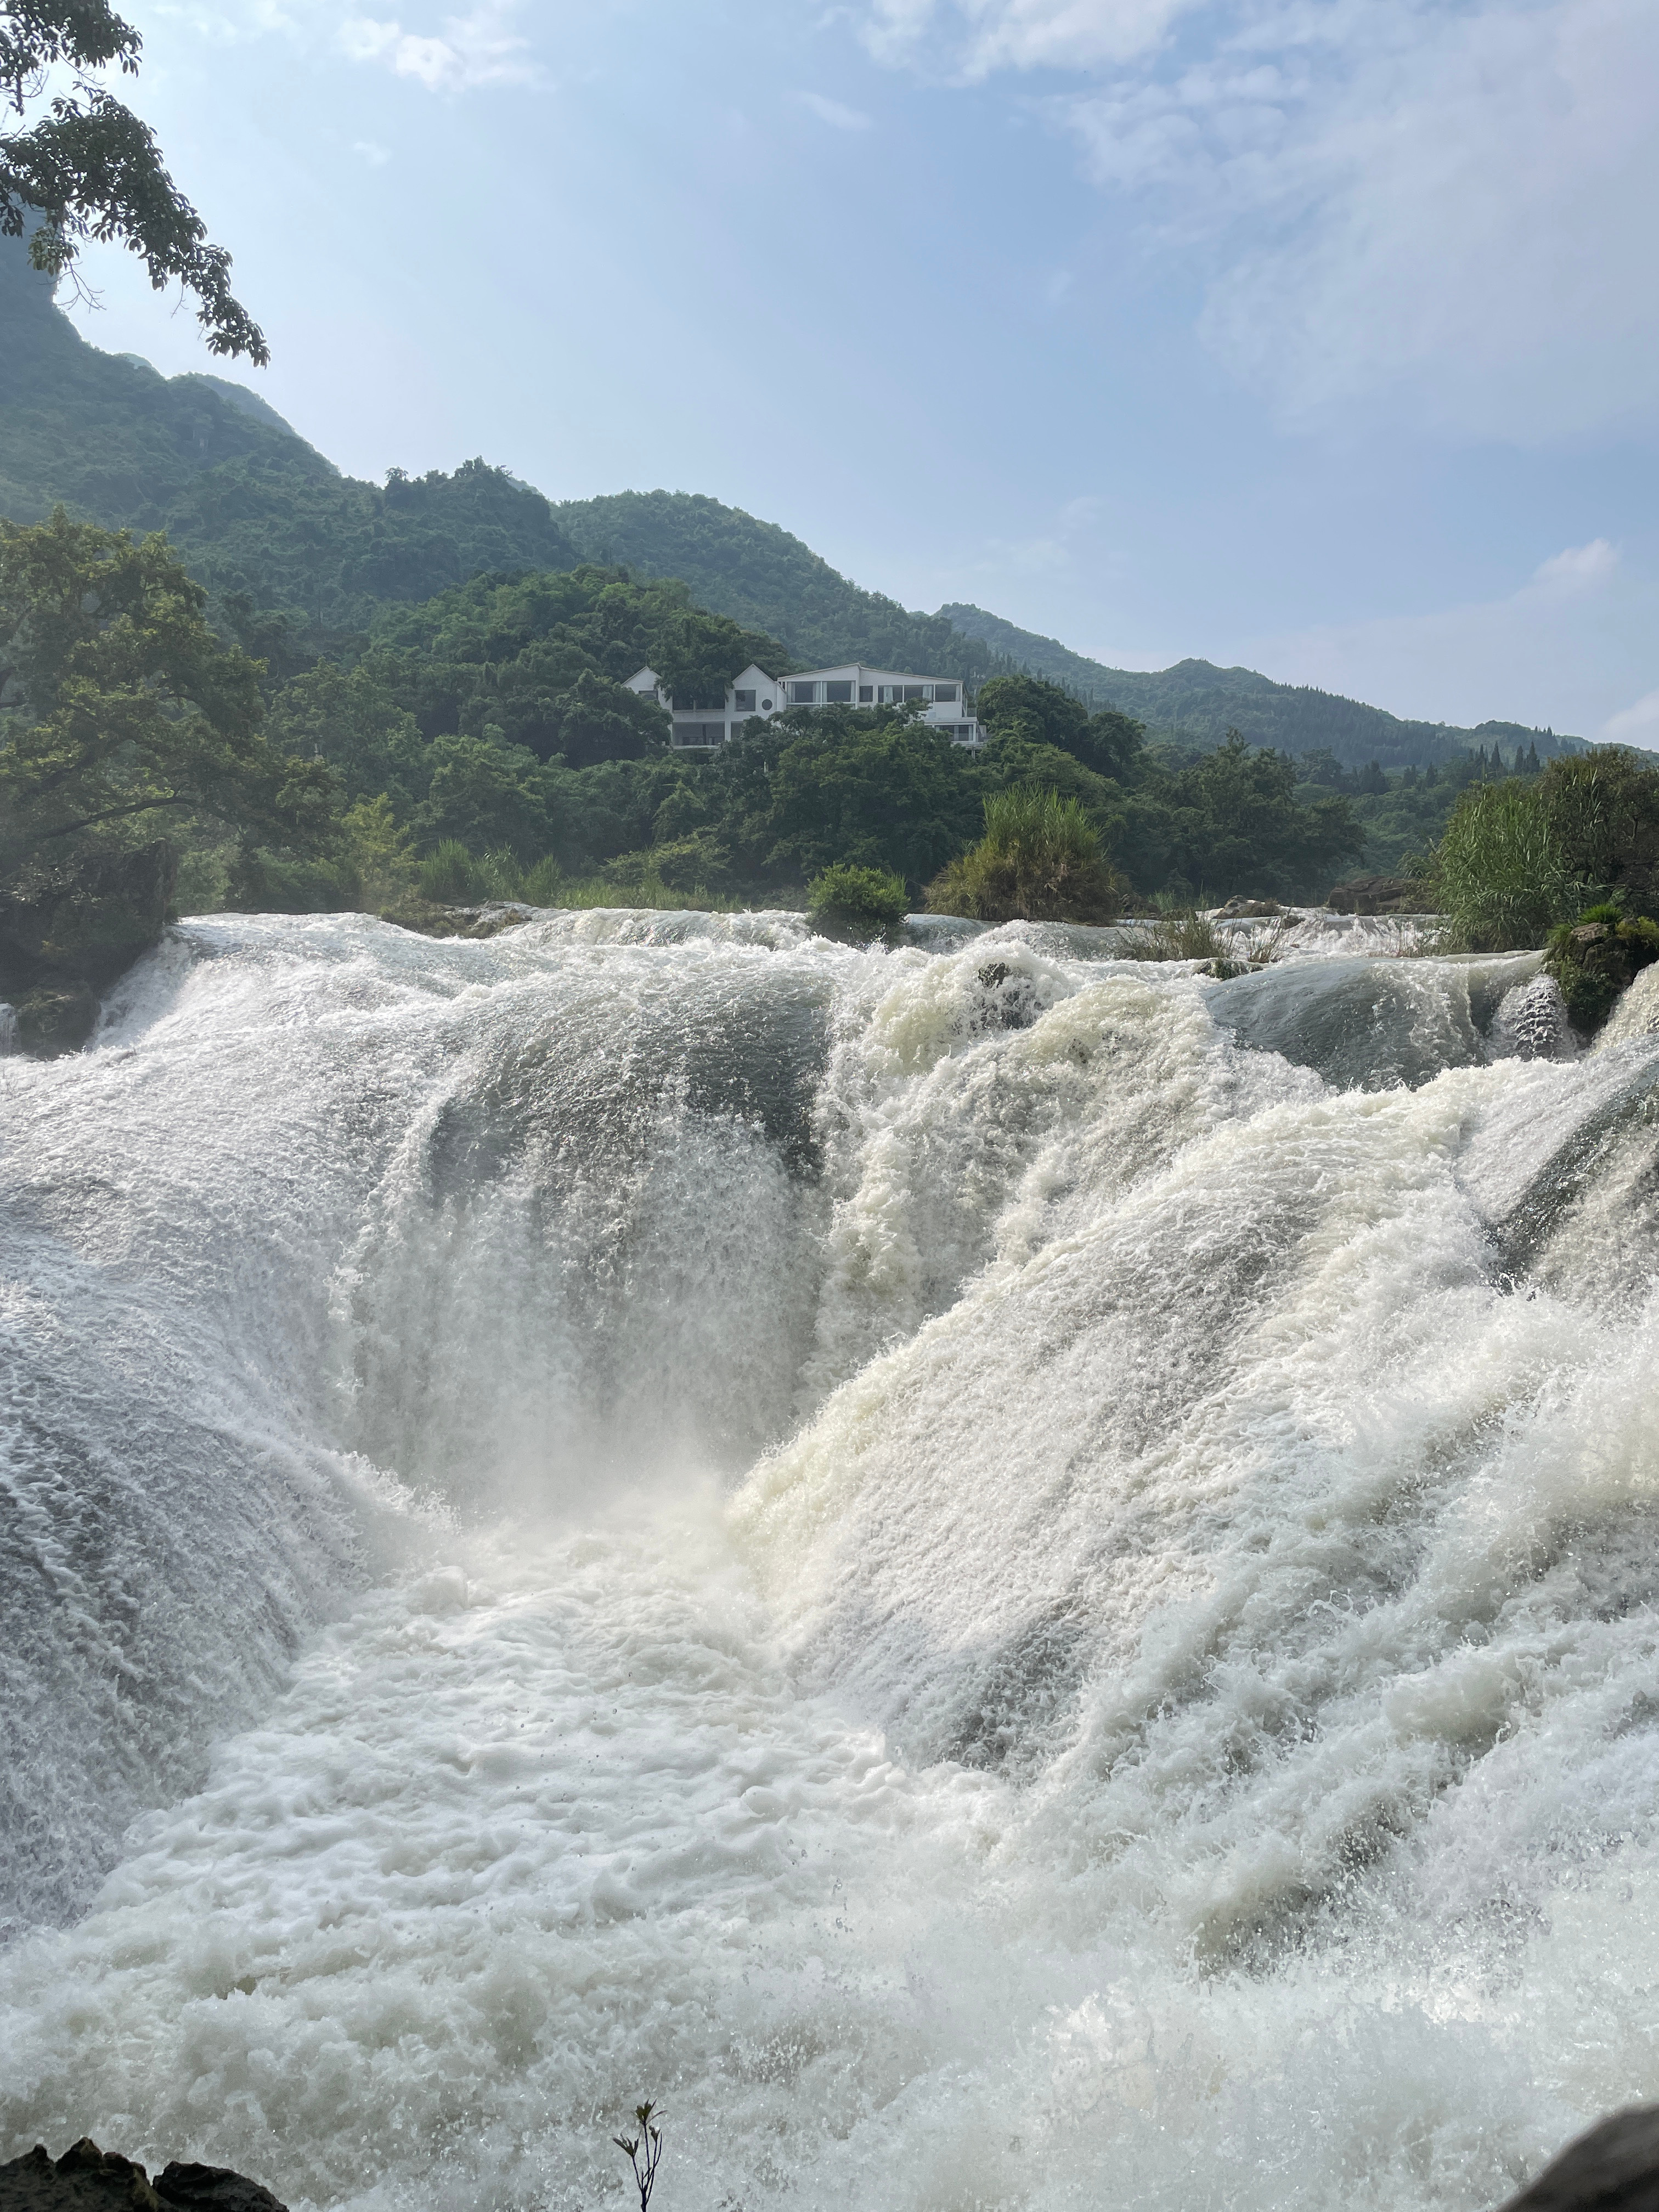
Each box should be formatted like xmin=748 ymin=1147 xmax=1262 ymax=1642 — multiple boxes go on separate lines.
xmin=939 ymin=603 xmax=1573 ymax=769
xmin=0 ymin=232 xmax=1576 ymax=767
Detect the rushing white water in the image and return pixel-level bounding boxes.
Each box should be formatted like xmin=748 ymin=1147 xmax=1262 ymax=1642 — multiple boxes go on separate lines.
xmin=3 ymin=910 xmax=1659 ymax=2212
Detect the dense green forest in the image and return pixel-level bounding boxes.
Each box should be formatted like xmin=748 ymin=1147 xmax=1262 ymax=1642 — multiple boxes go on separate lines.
xmin=0 ymin=531 xmax=1365 ymax=934
xmin=553 ymin=490 xmax=1004 ymax=685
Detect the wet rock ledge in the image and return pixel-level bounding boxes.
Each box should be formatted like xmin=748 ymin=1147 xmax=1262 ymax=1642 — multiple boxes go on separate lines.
xmin=0 ymin=2141 xmax=285 ymax=2212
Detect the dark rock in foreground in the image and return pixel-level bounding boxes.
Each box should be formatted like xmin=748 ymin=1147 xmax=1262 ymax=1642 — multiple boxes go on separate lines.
xmin=1498 ymin=2106 xmax=1659 ymax=2210
xmin=0 ymin=2142 xmax=285 ymax=2212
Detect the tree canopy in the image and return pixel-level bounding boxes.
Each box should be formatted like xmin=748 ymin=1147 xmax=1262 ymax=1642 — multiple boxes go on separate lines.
xmin=0 ymin=510 xmax=331 ymax=868
xmin=1 ymin=0 xmax=264 ymax=360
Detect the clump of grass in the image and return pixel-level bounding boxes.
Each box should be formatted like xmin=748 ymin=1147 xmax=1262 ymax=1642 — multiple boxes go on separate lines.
xmin=415 ymin=842 xmax=527 ymax=904
xmin=807 ymin=862 xmax=909 ymax=945
xmin=1112 ymin=907 xmax=1223 ymax=962
xmin=926 ymin=786 xmax=1125 ymax=924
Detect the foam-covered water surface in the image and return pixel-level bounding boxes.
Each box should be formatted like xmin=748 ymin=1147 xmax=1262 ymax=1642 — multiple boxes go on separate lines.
xmin=3 ymin=911 xmax=1658 ymax=2211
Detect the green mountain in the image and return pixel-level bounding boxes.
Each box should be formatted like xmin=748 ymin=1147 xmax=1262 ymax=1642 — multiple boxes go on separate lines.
xmin=940 ymin=604 xmax=1576 ymax=771
xmin=552 ymin=490 xmax=1000 ymax=682
xmin=0 ymin=238 xmax=576 ymax=633
xmin=0 ymin=232 xmax=1578 ymax=767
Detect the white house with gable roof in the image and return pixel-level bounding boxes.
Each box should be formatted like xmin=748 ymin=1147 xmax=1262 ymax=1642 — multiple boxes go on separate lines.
xmin=623 ymin=661 xmax=982 ymax=751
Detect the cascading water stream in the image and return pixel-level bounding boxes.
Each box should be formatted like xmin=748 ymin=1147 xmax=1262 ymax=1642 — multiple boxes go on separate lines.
xmin=3 ymin=910 xmax=1658 ymax=2211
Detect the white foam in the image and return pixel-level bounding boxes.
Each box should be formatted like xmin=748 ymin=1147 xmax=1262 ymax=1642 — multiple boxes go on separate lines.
xmin=4 ymin=912 xmax=1659 ymax=2211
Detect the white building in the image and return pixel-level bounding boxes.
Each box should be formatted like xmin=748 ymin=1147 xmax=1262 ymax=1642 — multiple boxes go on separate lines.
xmin=623 ymin=661 xmax=983 ymax=751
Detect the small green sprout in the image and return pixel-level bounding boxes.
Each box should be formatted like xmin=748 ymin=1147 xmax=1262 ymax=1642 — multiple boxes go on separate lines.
xmin=613 ymin=2100 xmax=664 ymax=2211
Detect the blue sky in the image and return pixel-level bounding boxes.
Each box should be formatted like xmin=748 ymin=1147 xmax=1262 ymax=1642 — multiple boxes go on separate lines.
xmin=63 ymin=0 xmax=1659 ymax=741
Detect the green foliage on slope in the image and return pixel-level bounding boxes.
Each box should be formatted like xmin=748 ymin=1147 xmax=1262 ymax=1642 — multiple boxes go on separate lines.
xmin=554 ymin=489 xmax=1001 ymax=681
xmin=0 ymin=232 xmax=578 ymax=633
xmin=942 ymin=601 xmax=1580 ymax=772
xmin=0 ymin=239 xmax=319 ymax=525
xmin=363 ymin=564 xmax=787 ymax=754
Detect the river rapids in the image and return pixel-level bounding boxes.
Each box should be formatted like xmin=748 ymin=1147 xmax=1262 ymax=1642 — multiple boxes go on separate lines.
xmin=4 ymin=909 xmax=1659 ymax=2211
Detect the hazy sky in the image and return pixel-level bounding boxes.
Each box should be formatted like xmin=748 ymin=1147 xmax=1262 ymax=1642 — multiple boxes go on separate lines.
xmin=64 ymin=0 xmax=1659 ymax=741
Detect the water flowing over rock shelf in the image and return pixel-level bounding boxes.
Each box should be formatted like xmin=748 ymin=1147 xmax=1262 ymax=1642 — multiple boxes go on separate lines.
xmin=3 ymin=908 xmax=1658 ymax=2210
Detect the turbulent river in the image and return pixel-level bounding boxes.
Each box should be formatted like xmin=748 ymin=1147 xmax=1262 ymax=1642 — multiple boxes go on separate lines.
xmin=4 ymin=908 xmax=1659 ymax=2211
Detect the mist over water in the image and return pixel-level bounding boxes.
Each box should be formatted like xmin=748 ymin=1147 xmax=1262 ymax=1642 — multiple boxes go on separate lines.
xmin=4 ymin=910 xmax=1659 ymax=2211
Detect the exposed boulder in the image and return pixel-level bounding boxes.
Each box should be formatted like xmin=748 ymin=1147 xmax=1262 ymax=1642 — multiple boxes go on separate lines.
xmin=1325 ymin=874 xmax=1421 ymax=915
xmin=1212 ymin=897 xmax=1283 ymax=918
xmin=377 ymin=898 xmax=534 ymax=941
xmin=1545 ymin=905 xmax=1659 ymax=1034
xmin=1496 ymin=2104 xmax=1659 ymax=2210
xmin=0 ymin=842 xmax=177 ymax=1056
xmin=0 ymin=2142 xmax=286 ymax=2212
xmin=151 ymin=2166 xmax=287 ymax=2212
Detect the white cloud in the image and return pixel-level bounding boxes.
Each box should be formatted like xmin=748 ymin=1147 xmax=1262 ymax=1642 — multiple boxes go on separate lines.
xmin=1244 ymin=540 xmax=1655 ymax=740
xmin=338 ymin=1 xmax=543 ymax=91
xmin=352 ymin=137 xmax=392 ymax=163
xmin=856 ymin=0 xmax=1659 ymax=444
xmin=1602 ymin=690 xmax=1659 ymax=746
xmin=795 ymin=91 xmax=875 ymax=129
xmin=1532 ymin=538 xmax=1619 ymax=595
xmin=860 ymin=0 xmax=1195 ymax=74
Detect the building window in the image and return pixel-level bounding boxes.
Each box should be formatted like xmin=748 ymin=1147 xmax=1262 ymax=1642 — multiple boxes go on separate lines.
xmin=902 ymin=685 xmax=926 ymax=701
xmin=761 ymin=698 xmax=773 ymax=710
xmin=933 ymin=684 xmax=957 ymax=704
xmin=859 ymin=686 xmax=873 ymax=703
xmin=824 ymin=680 xmax=854 ymax=703
xmin=957 ymin=724 xmax=971 ymax=740
xmin=733 ymin=689 xmax=756 ymax=712
xmin=789 ymin=681 xmax=819 ymax=705
xmin=674 ymin=721 xmax=725 ymax=747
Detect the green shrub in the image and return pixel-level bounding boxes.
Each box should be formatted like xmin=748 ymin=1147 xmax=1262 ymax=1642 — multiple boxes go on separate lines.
xmin=1539 ymin=751 xmax=1659 ymax=915
xmin=925 ymin=786 xmax=1124 ymax=924
xmin=417 ymin=839 xmax=481 ymax=902
xmin=806 ymin=862 xmax=910 ymax=945
xmin=1433 ymin=782 xmax=1581 ymax=950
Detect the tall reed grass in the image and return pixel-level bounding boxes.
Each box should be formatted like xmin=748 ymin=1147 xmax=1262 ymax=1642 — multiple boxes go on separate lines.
xmin=1432 ymin=783 xmax=1582 ymax=950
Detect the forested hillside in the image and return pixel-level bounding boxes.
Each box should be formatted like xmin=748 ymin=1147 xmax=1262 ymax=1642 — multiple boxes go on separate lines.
xmin=941 ymin=603 xmax=1576 ymax=771
xmin=0 ymin=240 xmax=577 ymax=632
xmin=553 ymin=490 xmax=1002 ymax=682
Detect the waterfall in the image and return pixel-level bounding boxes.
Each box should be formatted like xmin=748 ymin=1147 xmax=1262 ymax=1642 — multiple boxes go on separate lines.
xmin=3 ymin=910 xmax=1656 ymax=2211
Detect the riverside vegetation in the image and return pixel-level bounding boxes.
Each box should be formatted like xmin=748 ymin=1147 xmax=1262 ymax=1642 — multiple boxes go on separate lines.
xmin=1429 ymin=752 xmax=1659 ymax=1028
xmin=0 ymin=515 xmax=1375 ymax=1040
xmin=6 ymin=507 xmax=1655 ymax=1047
